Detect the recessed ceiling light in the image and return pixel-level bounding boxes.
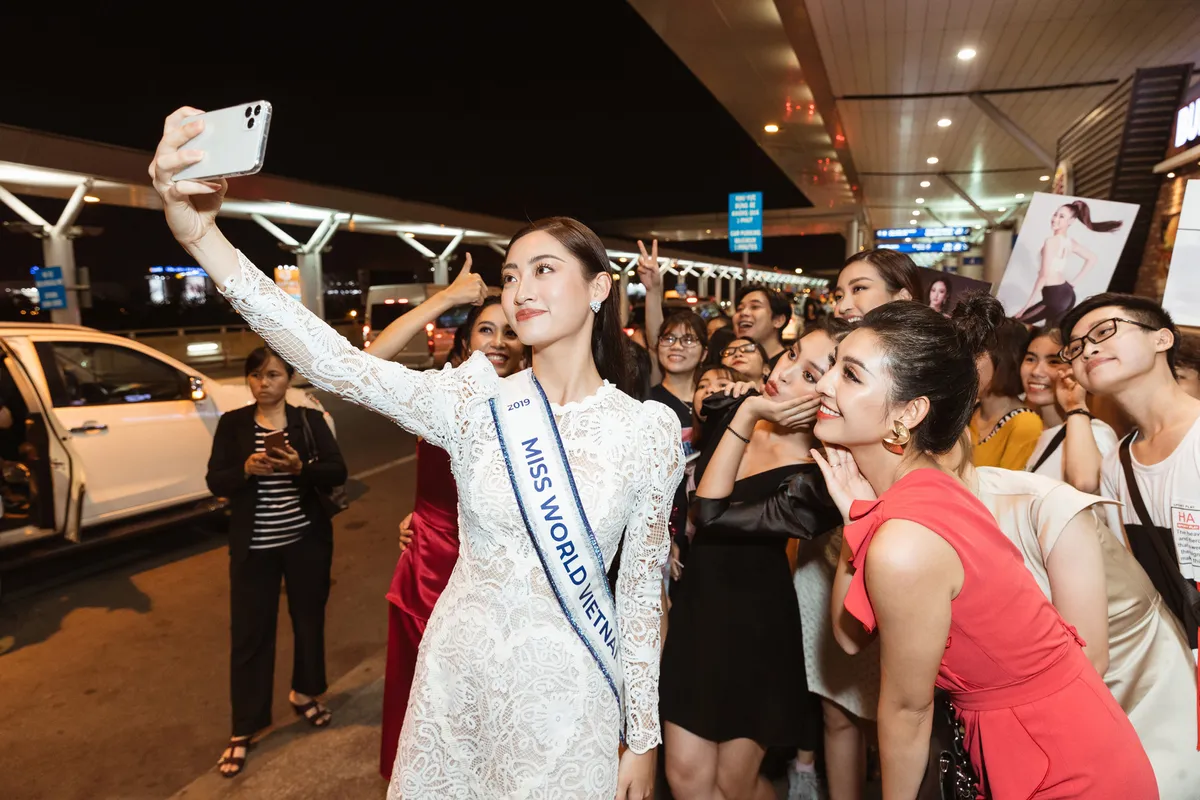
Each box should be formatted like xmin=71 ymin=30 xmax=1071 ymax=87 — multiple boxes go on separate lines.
xmin=913 ymin=210 xmax=921 ymax=216
xmin=937 ymin=118 xmax=952 ymax=128
xmin=957 ymin=47 xmax=977 ymax=61
xmin=904 ymin=237 xmax=912 ymax=243
xmin=909 ymin=219 xmax=918 ymax=224
xmin=927 ymin=156 xmax=939 ymax=164
xmin=794 ymin=268 xmax=804 ymax=274
xmin=705 ymin=229 xmax=712 ymax=234
xmin=1167 ymin=172 xmax=1176 ymax=178
xmin=920 ymin=180 xmax=931 ymax=188
xmin=1015 ymin=193 xmax=1025 ymax=199
xmin=998 ymin=207 xmax=1007 ymax=212
xmin=82 ymin=195 xmax=100 ymax=203
xmin=764 ymin=124 xmax=780 ymax=133
xmin=1039 ymin=175 xmax=1050 ymax=181
xmin=915 ymin=197 xmax=925 ymax=204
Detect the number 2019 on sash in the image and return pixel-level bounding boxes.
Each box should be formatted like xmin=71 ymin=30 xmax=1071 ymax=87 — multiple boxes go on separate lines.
xmin=507 ymin=398 xmax=531 ymax=411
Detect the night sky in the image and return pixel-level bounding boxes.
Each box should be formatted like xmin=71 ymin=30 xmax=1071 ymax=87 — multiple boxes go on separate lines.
xmin=0 ymin=2 xmax=843 ymax=308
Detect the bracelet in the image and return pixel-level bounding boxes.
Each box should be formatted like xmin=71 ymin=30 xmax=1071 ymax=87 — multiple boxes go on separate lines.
xmin=725 ymin=424 xmax=751 ymax=444
xmin=1064 ymin=408 xmax=1092 ymax=420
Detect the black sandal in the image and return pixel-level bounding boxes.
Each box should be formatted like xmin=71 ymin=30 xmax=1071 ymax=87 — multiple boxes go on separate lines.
xmin=291 ymin=697 xmax=332 ymax=728
xmin=217 ymin=736 xmax=252 ymax=778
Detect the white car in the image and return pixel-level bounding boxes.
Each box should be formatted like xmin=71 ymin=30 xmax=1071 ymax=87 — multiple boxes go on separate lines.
xmin=0 ymin=321 xmax=334 ymax=553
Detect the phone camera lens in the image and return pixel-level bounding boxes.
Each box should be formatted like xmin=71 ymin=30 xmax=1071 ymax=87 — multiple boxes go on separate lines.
xmin=247 ymin=117 xmax=255 ymax=129
xmin=254 ymin=104 xmax=262 ymax=116
xmin=245 ymin=107 xmax=252 ymax=118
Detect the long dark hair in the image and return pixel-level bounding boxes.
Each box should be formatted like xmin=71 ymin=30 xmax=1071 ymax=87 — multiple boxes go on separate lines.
xmin=859 ymin=294 xmax=1004 ymax=454
xmin=1061 ymin=200 xmax=1123 ymax=233
xmin=244 ymin=346 xmax=294 ymax=379
xmin=506 ymin=217 xmax=631 ymax=395
xmin=449 ymin=296 xmax=503 ymax=366
xmin=841 ymin=249 xmax=923 ymax=301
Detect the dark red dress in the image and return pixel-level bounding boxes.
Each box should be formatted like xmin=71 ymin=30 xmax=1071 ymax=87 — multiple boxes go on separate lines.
xmin=843 ymin=468 xmax=1158 ymax=800
xmin=379 ymin=439 xmax=460 ymax=779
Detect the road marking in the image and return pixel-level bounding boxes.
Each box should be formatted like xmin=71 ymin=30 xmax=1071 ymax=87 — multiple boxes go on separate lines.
xmin=351 ymin=453 xmax=418 ymax=481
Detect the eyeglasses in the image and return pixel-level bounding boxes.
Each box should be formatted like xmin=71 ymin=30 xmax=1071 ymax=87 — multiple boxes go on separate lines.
xmin=658 ymin=334 xmax=701 ymax=348
xmin=1060 ymin=317 xmax=1158 ymax=362
xmin=721 ymin=343 xmax=759 ymax=358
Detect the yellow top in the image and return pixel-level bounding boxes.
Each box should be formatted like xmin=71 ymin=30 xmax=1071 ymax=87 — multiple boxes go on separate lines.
xmin=970 ymin=408 xmax=1044 ymax=470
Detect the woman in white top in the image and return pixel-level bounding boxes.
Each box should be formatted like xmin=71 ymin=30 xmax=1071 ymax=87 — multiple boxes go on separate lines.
xmin=151 ymin=107 xmax=683 ymax=800
xmin=1021 ymin=327 xmax=1118 ymax=492
xmin=975 ymin=464 xmax=1200 ymax=800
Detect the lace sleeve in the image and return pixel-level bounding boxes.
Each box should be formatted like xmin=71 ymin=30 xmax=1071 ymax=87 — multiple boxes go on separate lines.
xmin=218 ymin=250 xmax=496 ymax=452
xmin=617 ymin=401 xmax=684 ymax=753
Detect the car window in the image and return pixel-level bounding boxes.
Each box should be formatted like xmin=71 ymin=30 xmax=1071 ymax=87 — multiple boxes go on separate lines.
xmin=369 ymin=302 xmax=414 ymax=329
xmin=35 ymin=342 xmax=186 ymax=407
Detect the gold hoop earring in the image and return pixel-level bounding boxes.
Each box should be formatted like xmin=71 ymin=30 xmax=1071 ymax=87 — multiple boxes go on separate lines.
xmin=882 ymin=420 xmax=911 ymax=454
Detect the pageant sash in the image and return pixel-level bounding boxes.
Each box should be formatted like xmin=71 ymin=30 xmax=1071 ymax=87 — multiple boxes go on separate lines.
xmin=489 ymin=370 xmax=624 ymax=717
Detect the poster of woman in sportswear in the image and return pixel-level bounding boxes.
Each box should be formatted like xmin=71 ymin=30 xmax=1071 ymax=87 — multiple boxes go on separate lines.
xmin=996 ymin=193 xmax=1138 ymax=328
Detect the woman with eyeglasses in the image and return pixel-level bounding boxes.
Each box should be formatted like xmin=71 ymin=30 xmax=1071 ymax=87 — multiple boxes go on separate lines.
xmin=650 ymin=311 xmax=709 ymax=586
xmin=721 ymin=338 xmax=769 ymax=387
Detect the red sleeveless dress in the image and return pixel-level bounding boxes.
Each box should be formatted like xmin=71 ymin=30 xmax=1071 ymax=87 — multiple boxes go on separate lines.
xmin=379 ymin=439 xmax=460 ymax=779
xmin=843 ymin=468 xmax=1158 ymax=800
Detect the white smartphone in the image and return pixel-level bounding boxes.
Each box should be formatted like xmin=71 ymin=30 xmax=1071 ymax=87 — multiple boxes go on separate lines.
xmin=172 ymin=101 xmax=272 ymax=182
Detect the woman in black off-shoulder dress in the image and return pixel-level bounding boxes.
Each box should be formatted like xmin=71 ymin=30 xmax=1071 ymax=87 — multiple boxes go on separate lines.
xmin=661 ymin=323 xmax=846 ymax=800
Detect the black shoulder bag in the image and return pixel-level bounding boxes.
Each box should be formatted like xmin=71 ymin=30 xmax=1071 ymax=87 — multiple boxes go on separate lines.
xmin=300 ymin=410 xmax=350 ymax=519
xmin=1028 ymin=426 xmax=1068 ymax=474
xmin=918 ymin=690 xmax=982 ymax=799
xmin=1118 ymin=433 xmax=1200 ymax=648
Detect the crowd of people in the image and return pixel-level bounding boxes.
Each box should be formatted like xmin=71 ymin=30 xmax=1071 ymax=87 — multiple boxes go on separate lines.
xmin=148 ymin=105 xmax=1200 ymax=799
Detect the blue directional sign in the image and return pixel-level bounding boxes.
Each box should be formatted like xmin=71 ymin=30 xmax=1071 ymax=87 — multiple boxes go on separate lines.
xmin=878 ymin=242 xmax=971 ymax=253
xmin=35 ymin=265 xmax=67 ymax=310
xmin=728 ymin=192 xmax=763 ymax=253
xmin=875 ymin=226 xmax=972 ymax=239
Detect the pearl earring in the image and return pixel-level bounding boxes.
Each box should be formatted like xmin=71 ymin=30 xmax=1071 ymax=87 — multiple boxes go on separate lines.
xmin=589 ymin=300 xmax=601 ymax=313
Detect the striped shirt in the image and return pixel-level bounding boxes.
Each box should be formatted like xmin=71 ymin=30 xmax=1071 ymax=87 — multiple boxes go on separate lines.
xmin=250 ymin=423 xmax=311 ymax=550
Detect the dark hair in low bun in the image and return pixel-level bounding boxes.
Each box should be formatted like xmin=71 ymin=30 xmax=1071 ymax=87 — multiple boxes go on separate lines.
xmin=949 ymin=291 xmax=1006 ymax=359
xmin=859 ymin=295 xmax=1004 ymax=454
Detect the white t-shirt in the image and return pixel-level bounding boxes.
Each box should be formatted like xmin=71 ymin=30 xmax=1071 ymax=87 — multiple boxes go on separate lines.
xmin=1026 ymin=417 xmax=1119 ymax=483
xmin=1100 ymin=416 xmax=1200 ymax=581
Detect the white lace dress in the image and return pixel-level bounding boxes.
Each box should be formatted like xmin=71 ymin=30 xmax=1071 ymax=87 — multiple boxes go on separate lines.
xmin=218 ymin=252 xmax=684 ymax=799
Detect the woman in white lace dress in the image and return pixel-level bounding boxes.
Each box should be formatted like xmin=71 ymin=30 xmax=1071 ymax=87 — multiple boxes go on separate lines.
xmin=150 ymin=107 xmax=683 ymax=799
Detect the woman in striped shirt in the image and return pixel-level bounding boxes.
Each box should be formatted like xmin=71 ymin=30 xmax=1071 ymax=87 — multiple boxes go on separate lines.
xmin=206 ymin=347 xmax=347 ymax=777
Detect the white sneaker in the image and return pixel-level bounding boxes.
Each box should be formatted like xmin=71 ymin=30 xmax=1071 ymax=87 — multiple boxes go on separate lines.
xmin=787 ymin=763 xmax=827 ymax=800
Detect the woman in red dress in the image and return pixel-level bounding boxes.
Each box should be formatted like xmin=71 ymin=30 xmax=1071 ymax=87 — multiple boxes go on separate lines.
xmin=364 ymin=259 xmax=525 ymax=779
xmin=810 ymin=297 xmax=1157 ymax=799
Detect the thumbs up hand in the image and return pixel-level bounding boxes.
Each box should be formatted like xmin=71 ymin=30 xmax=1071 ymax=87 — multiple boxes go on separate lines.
xmin=446 ymin=253 xmax=488 ymax=306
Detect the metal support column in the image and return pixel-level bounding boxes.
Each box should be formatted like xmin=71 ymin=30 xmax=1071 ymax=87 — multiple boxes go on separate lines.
xmin=698 ymin=273 xmax=709 ymax=298
xmin=432 ymin=231 xmax=465 ymax=284
xmin=0 ymin=180 xmax=93 ymax=325
xmin=253 ymin=212 xmax=343 ymax=318
xmin=845 ymin=218 xmax=859 ymax=258
xmin=983 ymin=229 xmax=1013 ymax=290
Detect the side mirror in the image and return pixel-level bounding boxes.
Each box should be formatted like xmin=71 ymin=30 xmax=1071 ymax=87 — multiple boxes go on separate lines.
xmin=189 ymin=375 xmax=207 ymax=401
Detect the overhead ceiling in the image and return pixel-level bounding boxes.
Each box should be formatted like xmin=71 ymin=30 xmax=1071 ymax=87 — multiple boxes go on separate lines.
xmin=629 ymin=0 xmax=1200 ymax=244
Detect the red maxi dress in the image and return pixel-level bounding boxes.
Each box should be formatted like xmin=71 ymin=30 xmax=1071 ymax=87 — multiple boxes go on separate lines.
xmin=379 ymin=439 xmax=459 ymax=779
xmin=843 ymin=468 xmax=1158 ymax=800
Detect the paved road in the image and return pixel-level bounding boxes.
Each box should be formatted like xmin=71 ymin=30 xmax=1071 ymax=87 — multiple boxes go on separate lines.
xmin=0 ymin=392 xmax=417 ymax=800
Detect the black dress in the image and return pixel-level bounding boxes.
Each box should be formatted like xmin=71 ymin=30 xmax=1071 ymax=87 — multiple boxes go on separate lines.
xmin=660 ymin=458 xmax=840 ymax=747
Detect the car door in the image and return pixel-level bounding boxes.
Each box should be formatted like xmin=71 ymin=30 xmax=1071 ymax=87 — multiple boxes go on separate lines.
xmin=33 ymin=339 xmax=219 ymax=526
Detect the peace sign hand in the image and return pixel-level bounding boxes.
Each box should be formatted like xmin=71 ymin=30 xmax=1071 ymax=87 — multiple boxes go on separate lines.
xmin=811 ymin=445 xmax=877 ymax=524
xmin=148 ymin=107 xmax=229 ymax=249
xmin=445 ymin=253 xmax=487 ymax=306
xmin=636 ymin=239 xmax=664 ymax=295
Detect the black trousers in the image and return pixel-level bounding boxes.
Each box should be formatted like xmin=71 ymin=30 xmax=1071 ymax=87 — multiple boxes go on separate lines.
xmin=1018 ymin=282 xmax=1076 ymax=327
xmin=229 ymin=533 xmax=332 ymax=737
